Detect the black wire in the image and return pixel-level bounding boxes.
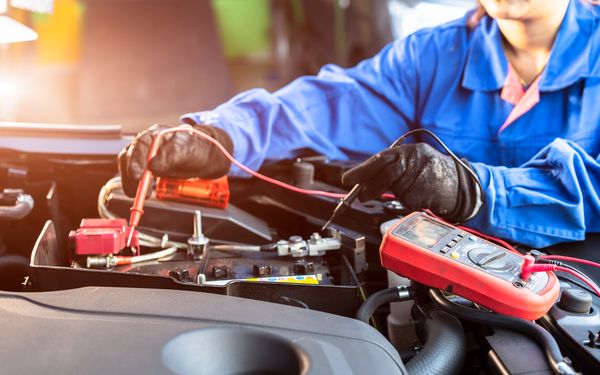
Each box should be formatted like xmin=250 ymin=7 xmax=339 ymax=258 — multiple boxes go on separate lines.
xmin=539 ymin=259 xmax=598 ymax=295
xmin=279 ymin=296 xmax=310 ymax=309
xmin=391 ymin=128 xmax=485 ymax=209
xmin=554 ymin=262 xmax=595 ymax=285
xmin=429 ymin=289 xmax=576 ymax=375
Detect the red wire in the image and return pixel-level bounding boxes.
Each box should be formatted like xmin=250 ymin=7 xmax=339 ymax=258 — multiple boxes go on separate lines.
xmin=556 ymin=265 xmax=600 ymax=297
xmin=540 ymin=255 xmax=600 ymax=270
xmin=524 ymin=262 xmax=600 ymax=297
xmin=156 ymin=125 xmax=396 ymax=200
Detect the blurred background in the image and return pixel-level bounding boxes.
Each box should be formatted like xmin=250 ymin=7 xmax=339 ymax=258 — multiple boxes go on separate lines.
xmin=0 ymin=0 xmax=473 ymax=133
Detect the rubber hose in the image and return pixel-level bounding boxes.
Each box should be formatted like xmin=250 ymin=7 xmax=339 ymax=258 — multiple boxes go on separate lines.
xmin=429 ymin=289 xmax=576 ymax=375
xmin=356 ymin=287 xmax=414 ymax=323
xmin=406 ymin=310 xmax=466 ymax=375
xmin=0 ymin=193 xmax=34 ymax=220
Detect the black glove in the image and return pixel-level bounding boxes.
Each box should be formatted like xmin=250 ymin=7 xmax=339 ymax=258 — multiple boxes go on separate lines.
xmin=342 ymin=143 xmax=481 ymax=222
xmin=118 ymin=124 xmax=233 ymax=197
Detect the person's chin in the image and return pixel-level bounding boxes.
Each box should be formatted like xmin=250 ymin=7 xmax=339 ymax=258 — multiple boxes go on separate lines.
xmin=483 ymin=1 xmax=531 ymax=21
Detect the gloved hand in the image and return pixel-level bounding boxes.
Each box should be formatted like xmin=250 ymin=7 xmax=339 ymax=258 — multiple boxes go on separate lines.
xmin=342 ymin=143 xmax=481 ymax=222
xmin=118 ymin=124 xmax=233 ymax=197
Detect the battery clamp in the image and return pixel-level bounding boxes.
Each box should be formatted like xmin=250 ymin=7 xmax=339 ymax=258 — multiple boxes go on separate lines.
xmin=380 ymin=212 xmax=560 ymax=320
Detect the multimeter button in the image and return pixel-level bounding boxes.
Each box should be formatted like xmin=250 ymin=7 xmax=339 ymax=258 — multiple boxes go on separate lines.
xmin=453 ymin=236 xmax=462 ymax=242
xmin=450 ymin=251 xmax=460 ymax=259
xmin=440 ymin=246 xmax=451 ymax=254
xmin=468 ymin=236 xmax=477 ymax=242
xmin=447 ymin=241 xmax=457 ymax=247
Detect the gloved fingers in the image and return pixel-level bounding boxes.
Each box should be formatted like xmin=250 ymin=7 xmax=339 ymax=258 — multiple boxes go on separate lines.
xmin=148 ymin=130 xmax=209 ymax=178
xmin=120 ymin=131 xmax=154 ymax=197
xmin=146 ymin=131 xmax=179 ymax=176
xmin=342 ymin=150 xmax=399 ymax=187
xmin=118 ymin=145 xmax=135 ymax=197
xmin=198 ymin=126 xmax=234 ymax=179
xmin=356 ymin=179 xmax=389 ymax=203
xmin=357 ymin=160 xmax=410 ymax=202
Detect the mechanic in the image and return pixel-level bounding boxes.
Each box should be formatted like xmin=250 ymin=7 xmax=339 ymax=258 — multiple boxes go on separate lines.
xmin=119 ymin=0 xmax=600 ymax=249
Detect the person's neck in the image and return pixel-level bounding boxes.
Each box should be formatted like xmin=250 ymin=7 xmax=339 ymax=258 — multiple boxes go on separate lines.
xmin=497 ymin=0 xmax=570 ymax=84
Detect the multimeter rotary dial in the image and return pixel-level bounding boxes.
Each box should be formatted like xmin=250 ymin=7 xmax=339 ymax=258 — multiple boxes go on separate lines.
xmin=467 ymin=248 xmax=515 ymax=272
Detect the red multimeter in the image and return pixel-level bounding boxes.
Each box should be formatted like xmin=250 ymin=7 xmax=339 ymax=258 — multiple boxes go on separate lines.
xmin=380 ymin=212 xmax=559 ymax=320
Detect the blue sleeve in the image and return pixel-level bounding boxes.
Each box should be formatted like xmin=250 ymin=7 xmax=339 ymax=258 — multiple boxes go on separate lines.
xmin=467 ymin=139 xmax=600 ymax=248
xmin=181 ymin=37 xmax=420 ymax=176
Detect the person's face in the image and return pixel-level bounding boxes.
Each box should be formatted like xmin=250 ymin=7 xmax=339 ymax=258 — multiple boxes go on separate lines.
xmin=478 ymin=0 xmax=549 ymax=20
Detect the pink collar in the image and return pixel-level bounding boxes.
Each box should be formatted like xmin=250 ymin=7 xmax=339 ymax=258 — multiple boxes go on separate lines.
xmin=498 ymin=64 xmax=542 ymax=134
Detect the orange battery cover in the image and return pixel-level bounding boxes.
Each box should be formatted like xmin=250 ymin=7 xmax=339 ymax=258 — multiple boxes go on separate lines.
xmin=155 ymin=176 xmax=230 ymax=209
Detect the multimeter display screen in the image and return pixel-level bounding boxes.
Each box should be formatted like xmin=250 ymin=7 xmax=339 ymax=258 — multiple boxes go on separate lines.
xmin=403 ymin=219 xmax=452 ymax=249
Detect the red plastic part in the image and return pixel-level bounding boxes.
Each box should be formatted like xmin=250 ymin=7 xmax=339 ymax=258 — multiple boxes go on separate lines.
xmin=380 ymin=212 xmax=559 ymax=320
xmin=520 ymin=255 xmax=536 ymax=280
xmin=69 ymin=218 xmax=139 ymax=256
xmin=155 ymin=176 xmax=230 ymax=209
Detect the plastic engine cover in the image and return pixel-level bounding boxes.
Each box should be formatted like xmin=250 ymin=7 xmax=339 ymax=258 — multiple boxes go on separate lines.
xmin=0 ymin=287 xmax=407 ymax=375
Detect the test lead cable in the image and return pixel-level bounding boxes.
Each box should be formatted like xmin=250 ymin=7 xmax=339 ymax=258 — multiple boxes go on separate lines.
xmin=126 ymin=124 xmax=394 ymax=245
xmin=127 ymin=126 xmax=483 ymax=244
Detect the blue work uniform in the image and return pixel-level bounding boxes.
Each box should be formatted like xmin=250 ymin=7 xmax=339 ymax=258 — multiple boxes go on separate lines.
xmin=182 ymin=0 xmax=600 ymax=248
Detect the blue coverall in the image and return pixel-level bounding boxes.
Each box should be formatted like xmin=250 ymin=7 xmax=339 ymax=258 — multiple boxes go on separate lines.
xmin=183 ymin=0 xmax=600 ymax=248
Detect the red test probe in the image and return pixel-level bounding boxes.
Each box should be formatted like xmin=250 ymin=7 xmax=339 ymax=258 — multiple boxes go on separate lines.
xmin=126 ymin=127 xmax=182 ymax=246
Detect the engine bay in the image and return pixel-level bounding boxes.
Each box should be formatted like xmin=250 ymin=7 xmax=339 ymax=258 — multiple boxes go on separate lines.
xmin=1 ymin=127 xmax=600 ymax=374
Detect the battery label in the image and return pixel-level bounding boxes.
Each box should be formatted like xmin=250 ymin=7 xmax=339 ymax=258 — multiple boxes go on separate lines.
xmin=205 ymin=274 xmax=320 ymax=286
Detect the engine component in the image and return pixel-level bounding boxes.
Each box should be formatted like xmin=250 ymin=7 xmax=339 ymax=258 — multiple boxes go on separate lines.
xmin=156 ymin=175 xmax=230 ymax=209
xmin=585 ymin=331 xmax=600 ymax=348
xmin=380 ymin=212 xmax=559 ymax=320
xmin=559 ymin=289 xmax=593 ymax=314
xmin=486 ymin=328 xmax=554 ymax=374
xmin=198 ymin=249 xmax=335 ymax=286
xmin=540 ymin=277 xmax=600 ymax=373
xmin=32 ymin=220 xmax=362 ymax=317
xmin=169 ymin=268 xmax=192 ymax=282
xmin=0 ymin=189 xmax=34 ymax=221
xmin=0 ymin=287 xmax=407 ymax=375
xmin=85 ymin=247 xmax=177 ymax=269
xmin=380 ymin=219 xmax=419 ymax=351
xmin=430 ymin=289 xmax=576 ymax=375
xmin=293 ymin=260 xmax=314 ymax=274
xmin=69 ymin=218 xmax=139 ymax=257
xmin=106 ymin=185 xmax=273 ymax=244
xmin=356 ymin=286 xmax=415 ymax=323
xmin=276 ymin=232 xmax=341 ymax=257
xmin=405 ymin=310 xmax=466 ymax=375
xmin=253 ymin=263 xmax=273 ymax=277
xmin=292 ymin=161 xmax=315 ymax=187
xmin=187 ymin=210 xmax=208 ymax=259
